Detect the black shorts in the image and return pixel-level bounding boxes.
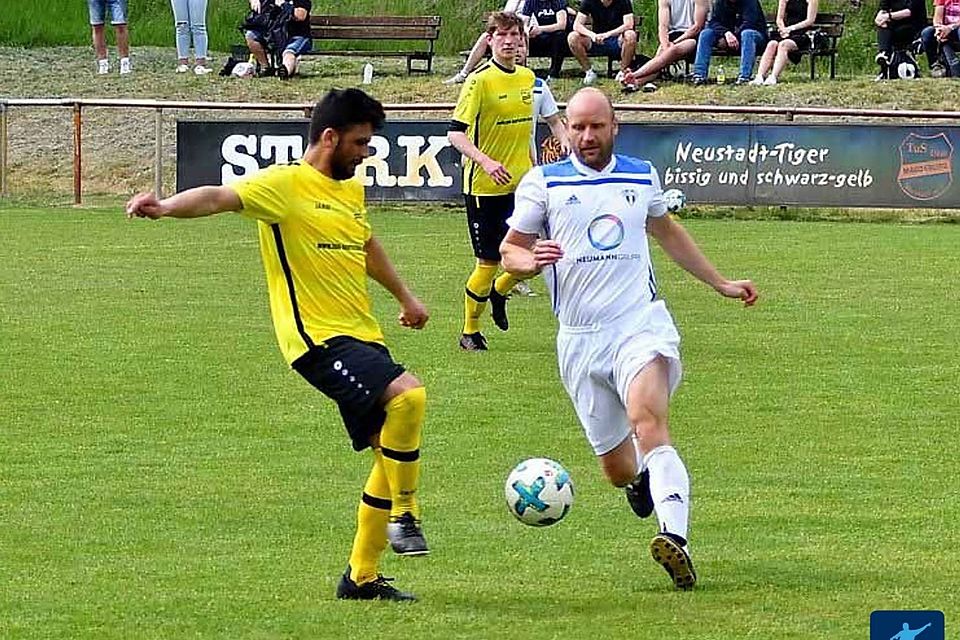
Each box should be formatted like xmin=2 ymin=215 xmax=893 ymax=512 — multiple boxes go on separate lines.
xmin=464 ymin=193 xmax=515 ymax=261
xmin=291 ymin=336 xmax=405 ymax=451
xmin=768 ymin=29 xmax=825 ymax=63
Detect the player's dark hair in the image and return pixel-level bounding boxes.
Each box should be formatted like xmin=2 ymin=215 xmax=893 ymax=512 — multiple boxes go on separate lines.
xmin=308 ymin=88 xmax=386 ymax=145
xmin=486 ymin=10 xmax=524 ymax=35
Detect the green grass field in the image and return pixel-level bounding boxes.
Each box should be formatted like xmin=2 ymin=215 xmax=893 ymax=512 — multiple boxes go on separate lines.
xmin=2 ymin=203 xmax=959 ymax=639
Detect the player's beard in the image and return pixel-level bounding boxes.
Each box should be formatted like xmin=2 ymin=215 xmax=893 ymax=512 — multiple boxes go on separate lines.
xmin=330 ymin=145 xmax=358 ymax=180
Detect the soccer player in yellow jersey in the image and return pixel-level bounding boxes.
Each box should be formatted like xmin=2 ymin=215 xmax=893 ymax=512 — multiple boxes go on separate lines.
xmin=448 ymin=11 xmax=535 ymax=351
xmin=125 ymin=88 xmax=429 ymax=602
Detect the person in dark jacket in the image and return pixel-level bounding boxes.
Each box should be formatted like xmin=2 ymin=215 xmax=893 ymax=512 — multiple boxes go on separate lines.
xmin=691 ymin=0 xmax=768 ymax=84
xmin=875 ymin=0 xmax=927 ymax=77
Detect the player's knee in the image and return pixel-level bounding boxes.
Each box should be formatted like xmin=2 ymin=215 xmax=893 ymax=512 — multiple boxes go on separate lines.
xmin=630 ymin=407 xmax=669 ymax=450
xmin=383 ymin=386 xmax=426 ymax=449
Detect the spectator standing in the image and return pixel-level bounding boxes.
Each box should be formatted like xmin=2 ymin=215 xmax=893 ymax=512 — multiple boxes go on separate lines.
xmin=921 ymin=0 xmax=960 ymax=77
xmin=88 ymin=0 xmax=131 ymax=75
xmin=751 ymin=0 xmax=819 ymax=85
xmin=622 ymin=0 xmax=710 ymax=92
xmin=520 ymin=0 xmax=571 ymax=82
xmin=568 ymin=0 xmax=639 ymax=86
xmin=171 ymin=0 xmax=212 ymax=74
xmin=875 ymin=0 xmax=927 ymax=77
xmin=691 ymin=0 xmax=768 ymax=85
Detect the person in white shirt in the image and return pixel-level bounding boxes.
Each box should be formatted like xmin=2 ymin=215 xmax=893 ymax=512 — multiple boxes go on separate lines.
xmin=500 ymin=87 xmax=758 ymax=590
xmin=517 ymin=33 xmax=570 ymax=164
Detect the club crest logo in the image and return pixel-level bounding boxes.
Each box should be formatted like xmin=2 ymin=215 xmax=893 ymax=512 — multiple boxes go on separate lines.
xmin=622 ymin=188 xmax=638 ymax=206
xmin=520 ymin=88 xmax=532 ymax=105
xmin=897 ymin=132 xmax=953 ymax=201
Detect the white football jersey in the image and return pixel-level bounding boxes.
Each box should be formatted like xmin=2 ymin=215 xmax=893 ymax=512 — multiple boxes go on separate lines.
xmin=531 ymin=77 xmax=559 ymax=161
xmin=508 ymin=153 xmax=669 ymax=328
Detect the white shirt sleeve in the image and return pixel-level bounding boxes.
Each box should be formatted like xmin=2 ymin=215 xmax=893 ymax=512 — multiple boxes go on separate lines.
xmin=538 ymin=82 xmax=559 ymax=121
xmin=507 ymin=167 xmax=548 ymax=235
xmin=647 ymin=165 xmax=669 ymax=218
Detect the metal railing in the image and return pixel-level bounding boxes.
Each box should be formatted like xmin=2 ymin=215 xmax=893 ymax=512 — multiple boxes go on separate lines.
xmin=2 ymin=97 xmax=960 ymax=204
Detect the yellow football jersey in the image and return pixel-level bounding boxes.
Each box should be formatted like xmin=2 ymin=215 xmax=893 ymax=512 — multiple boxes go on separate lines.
xmin=451 ymin=60 xmax=535 ymax=196
xmin=232 ymin=162 xmax=383 ymax=364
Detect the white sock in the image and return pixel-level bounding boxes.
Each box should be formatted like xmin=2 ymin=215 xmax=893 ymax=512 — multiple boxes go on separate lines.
xmin=644 ymin=445 xmax=690 ymax=542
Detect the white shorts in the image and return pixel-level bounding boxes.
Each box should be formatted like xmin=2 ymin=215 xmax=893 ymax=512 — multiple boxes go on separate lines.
xmin=556 ymin=301 xmax=682 ymax=456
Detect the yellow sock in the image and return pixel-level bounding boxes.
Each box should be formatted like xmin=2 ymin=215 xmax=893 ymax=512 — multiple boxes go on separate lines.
xmin=464 ymin=262 xmax=498 ymax=334
xmin=380 ymin=387 xmax=426 ymax=520
xmin=348 ymin=450 xmax=390 ymax=585
xmin=494 ymin=272 xmax=522 ymax=296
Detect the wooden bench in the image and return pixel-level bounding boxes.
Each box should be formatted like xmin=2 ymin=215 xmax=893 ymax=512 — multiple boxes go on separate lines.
xmin=305 ymin=15 xmax=441 ymax=74
xmin=708 ymin=12 xmax=844 ymax=79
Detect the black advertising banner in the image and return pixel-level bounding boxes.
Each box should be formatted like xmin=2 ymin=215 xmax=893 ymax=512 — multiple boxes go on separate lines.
xmin=177 ymin=119 xmax=959 ymax=208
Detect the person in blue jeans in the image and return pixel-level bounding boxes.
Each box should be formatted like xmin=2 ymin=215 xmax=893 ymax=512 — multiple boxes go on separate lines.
xmin=921 ymin=0 xmax=960 ymax=78
xmin=171 ymin=0 xmax=211 ymax=74
xmin=692 ymin=0 xmax=767 ymax=85
xmin=88 ymin=0 xmax=131 ymax=75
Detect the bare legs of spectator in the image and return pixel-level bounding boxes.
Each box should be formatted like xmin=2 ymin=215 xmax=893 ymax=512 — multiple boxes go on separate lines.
xmin=619 ymin=30 xmax=638 ymax=73
xmin=625 ymin=39 xmax=696 ymax=89
xmin=753 ymin=39 xmax=797 ymax=84
xmin=567 ymin=30 xmax=594 ymax=75
xmin=91 ymin=23 xmax=130 ymax=74
xmin=445 ymin=33 xmax=490 ymax=83
xmin=246 ymin=35 xmax=271 ymax=72
xmin=280 ymin=50 xmax=300 ymax=77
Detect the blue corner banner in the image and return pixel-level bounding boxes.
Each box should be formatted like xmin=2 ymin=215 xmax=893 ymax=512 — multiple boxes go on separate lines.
xmin=870 ymin=610 xmax=945 ymax=640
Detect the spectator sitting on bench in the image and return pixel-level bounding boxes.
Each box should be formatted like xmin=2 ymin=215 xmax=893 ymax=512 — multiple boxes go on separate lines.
xmin=691 ymin=0 xmax=768 ymax=85
xmin=244 ymin=0 xmax=312 ymax=78
xmin=568 ymin=0 xmax=638 ymax=86
xmin=874 ymin=0 xmax=926 ymax=78
xmin=444 ymin=0 xmax=525 ymax=84
xmin=751 ymin=0 xmax=819 ymax=85
xmin=622 ymin=0 xmax=709 ymax=92
xmin=519 ymin=0 xmax=572 ymax=83
xmin=920 ymin=0 xmax=960 ymax=77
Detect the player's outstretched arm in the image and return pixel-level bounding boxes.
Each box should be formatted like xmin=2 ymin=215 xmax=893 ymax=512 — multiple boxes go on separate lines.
xmin=500 ymin=230 xmax=563 ymax=277
xmin=364 ymin=237 xmax=429 ymax=329
xmin=125 ymin=186 xmax=242 ymax=220
xmin=647 ymin=214 xmax=758 ymax=306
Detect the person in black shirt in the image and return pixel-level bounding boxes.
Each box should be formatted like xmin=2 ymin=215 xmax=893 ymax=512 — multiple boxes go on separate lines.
xmin=244 ymin=0 xmax=313 ymax=78
xmin=875 ymin=0 xmax=927 ymax=77
xmin=751 ymin=0 xmax=819 ymax=85
xmin=568 ymin=0 xmax=638 ymax=85
xmin=521 ymin=0 xmax=572 ymax=81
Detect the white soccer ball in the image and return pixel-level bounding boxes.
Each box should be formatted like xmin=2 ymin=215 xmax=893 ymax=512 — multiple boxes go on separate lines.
xmin=504 ymin=457 xmax=574 ymax=527
xmin=663 ymin=188 xmax=687 ymax=212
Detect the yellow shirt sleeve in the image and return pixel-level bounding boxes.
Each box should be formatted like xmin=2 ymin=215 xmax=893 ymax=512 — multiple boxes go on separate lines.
xmin=452 ymin=72 xmax=484 ymax=128
xmin=232 ymin=165 xmax=292 ymax=224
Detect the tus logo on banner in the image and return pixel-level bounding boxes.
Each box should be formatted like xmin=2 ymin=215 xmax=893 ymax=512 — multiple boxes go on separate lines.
xmin=870 ymin=610 xmax=944 ymax=640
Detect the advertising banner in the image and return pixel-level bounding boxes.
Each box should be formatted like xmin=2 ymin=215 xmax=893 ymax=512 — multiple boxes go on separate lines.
xmin=177 ymin=119 xmax=959 ymax=208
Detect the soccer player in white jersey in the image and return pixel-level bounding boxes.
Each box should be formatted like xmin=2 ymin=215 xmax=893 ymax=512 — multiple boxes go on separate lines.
xmin=500 ymin=87 xmax=758 ymax=590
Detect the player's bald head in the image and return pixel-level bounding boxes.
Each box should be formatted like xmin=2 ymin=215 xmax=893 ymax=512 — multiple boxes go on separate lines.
xmin=565 ymin=87 xmax=616 ymax=122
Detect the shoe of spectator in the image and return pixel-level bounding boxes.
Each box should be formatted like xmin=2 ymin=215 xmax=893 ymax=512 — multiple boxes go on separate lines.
xmin=257 ymin=66 xmax=276 ymax=78
xmin=931 ymin=62 xmax=946 ymax=78
xmin=749 ymin=74 xmax=764 ymax=85
xmin=642 ymin=82 xmax=658 ymax=93
xmin=443 ymin=71 xmax=467 ymax=84
xmin=763 ymin=75 xmax=777 ymax=86
xmin=119 ymin=57 xmax=132 ymax=75
xmin=511 ymin=280 xmax=536 ymax=297
xmin=691 ymin=75 xmax=706 ymax=86
xmin=176 ymin=64 xmax=190 ymax=73
xmin=621 ymin=80 xmax=640 ymax=93
xmin=875 ymin=51 xmax=891 ymax=65
xmin=194 ymin=65 xmax=213 ymax=75
xmin=97 ymin=59 xmax=109 ymax=75
xmin=583 ymin=69 xmax=598 ymax=85
xmin=734 ymin=75 xmax=751 ymax=86
xmin=277 ymin=65 xmax=290 ymax=80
